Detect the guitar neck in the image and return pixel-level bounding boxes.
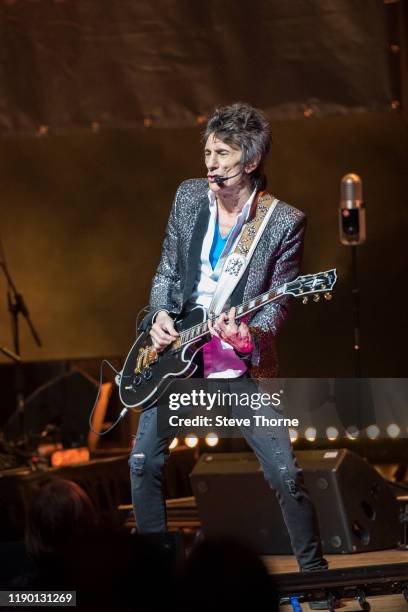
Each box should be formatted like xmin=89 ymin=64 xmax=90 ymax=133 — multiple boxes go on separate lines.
xmin=176 ymin=268 xmax=337 ymax=347
xmin=178 ymin=286 xmax=283 ymax=347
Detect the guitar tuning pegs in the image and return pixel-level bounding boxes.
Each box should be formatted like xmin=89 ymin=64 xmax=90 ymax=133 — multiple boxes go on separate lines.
xmin=302 ymin=296 xmax=308 ymax=305
xmin=313 ymin=294 xmax=320 ymax=302
xmin=324 ymin=292 xmax=332 ymax=301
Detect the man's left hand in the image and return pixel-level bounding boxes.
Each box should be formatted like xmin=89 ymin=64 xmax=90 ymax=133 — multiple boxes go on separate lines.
xmin=208 ymin=307 xmax=254 ymax=354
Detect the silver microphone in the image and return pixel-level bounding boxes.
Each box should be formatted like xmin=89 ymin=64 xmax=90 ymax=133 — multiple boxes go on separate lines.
xmin=339 ymin=173 xmax=366 ymax=245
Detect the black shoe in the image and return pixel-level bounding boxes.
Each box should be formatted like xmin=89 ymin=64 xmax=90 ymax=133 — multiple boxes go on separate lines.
xmin=301 ymin=561 xmax=329 ymax=572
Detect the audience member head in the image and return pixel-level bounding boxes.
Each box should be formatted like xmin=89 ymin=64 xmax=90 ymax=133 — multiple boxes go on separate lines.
xmin=179 ymin=536 xmax=279 ymax=611
xmin=25 ymin=478 xmax=97 ymax=563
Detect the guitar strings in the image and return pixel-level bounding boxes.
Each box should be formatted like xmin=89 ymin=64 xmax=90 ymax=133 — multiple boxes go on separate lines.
xmin=174 ymin=272 xmax=331 ymax=349
xmin=176 ymin=287 xmax=275 ymax=349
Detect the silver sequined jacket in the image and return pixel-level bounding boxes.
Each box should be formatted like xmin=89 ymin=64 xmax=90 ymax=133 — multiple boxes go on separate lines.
xmin=139 ymin=178 xmax=306 ymax=377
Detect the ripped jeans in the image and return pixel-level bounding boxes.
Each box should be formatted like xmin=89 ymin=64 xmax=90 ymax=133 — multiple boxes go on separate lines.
xmin=129 ymin=376 xmax=328 ymax=571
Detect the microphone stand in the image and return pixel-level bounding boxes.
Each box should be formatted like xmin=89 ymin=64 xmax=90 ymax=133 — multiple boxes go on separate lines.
xmin=351 ymin=246 xmax=361 ymax=378
xmin=0 ymin=242 xmax=42 ymax=446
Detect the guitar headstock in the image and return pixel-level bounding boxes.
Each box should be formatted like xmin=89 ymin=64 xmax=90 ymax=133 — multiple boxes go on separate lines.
xmin=283 ymin=268 xmax=337 ymax=303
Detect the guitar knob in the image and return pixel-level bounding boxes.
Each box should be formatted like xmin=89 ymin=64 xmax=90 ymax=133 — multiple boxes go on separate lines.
xmin=324 ymin=292 xmax=332 ymax=301
xmin=313 ymin=294 xmax=320 ymax=302
xmin=302 ymin=297 xmax=308 ymax=305
xmin=132 ymin=376 xmax=142 ymax=388
xmin=143 ymin=368 xmax=152 ymax=381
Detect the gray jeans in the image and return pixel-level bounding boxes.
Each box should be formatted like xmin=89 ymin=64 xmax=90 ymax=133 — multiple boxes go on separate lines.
xmin=129 ymin=377 xmax=328 ymax=571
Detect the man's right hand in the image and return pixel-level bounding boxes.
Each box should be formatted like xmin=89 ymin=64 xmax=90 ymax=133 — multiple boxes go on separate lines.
xmin=149 ymin=310 xmax=179 ymax=352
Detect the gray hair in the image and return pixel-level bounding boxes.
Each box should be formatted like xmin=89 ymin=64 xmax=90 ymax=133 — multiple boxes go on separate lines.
xmin=203 ymin=102 xmax=272 ymax=190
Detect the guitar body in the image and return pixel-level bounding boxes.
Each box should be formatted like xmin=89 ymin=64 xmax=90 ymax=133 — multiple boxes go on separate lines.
xmin=119 ymin=305 xmax=207 ymax=411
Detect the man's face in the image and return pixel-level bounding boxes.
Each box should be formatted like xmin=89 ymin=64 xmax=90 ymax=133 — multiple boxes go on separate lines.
xmin=204 ymin=133 xmax=244 ymax=192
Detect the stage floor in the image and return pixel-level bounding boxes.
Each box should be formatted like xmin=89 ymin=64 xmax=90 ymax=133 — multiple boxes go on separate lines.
xmin=130 ymin=497 xmax=408 ymax=610
xmin=262 ymin=549 xmax=408 ymax=611
xmin=285 ymin=594 xmax=407 ymax=611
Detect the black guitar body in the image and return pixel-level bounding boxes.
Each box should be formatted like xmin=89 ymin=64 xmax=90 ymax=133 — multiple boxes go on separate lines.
xmin=119 ymin=305 xmax=207 ymax=410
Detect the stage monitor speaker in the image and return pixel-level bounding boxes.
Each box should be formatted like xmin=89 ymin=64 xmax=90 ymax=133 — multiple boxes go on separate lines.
xmin=190 ymin=449 xmax=400 ymax=554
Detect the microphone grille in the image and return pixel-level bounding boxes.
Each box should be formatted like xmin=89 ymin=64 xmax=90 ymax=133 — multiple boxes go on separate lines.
xmin=340 ymin=173 xmax=363 ymax=207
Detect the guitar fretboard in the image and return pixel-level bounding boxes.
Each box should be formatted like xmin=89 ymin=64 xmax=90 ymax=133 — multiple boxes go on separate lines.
xmin=173 ymin=268 xmax=337 ymax=349
xmin=177 ymin=286 xmax=284 ymax=348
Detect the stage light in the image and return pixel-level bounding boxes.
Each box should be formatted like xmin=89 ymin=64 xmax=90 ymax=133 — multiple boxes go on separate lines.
xmin=169 ymin=438 xmax=179 ymax=450
xmin=326 ymin=426 xmax=339 ymax=441
xmin=366 ymin=425 xmax=380 ymax=440
xmin=51 ymin=447 xmax=89 ymax=467
xmin=346 ymin=425 xmax=359 ymax=440
xmin=387 ymin=423 xmax=400 ymax=439
xmin=184 ymin=434 xmax=199 ymax=448
xmin=289 ymin=428 xmax=298 ymax=443
xmin=37 ymin=125 xmax=49 ymax=136
xmin=305 ymin=427 xmax=317 ymax=442
xmin=205 ymin=433 xmax=219 ymax=447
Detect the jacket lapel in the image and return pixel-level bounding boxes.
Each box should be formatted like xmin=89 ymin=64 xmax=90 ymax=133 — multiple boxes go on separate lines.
xmin=182 ymin=196 xmax=210 ymax=305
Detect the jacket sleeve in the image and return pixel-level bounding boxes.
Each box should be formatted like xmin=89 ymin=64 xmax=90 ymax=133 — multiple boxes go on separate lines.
xmin=247 ymin=214 xmax=306 ymax=365
xmin=138 ymin=186 xmax=182 ymax=331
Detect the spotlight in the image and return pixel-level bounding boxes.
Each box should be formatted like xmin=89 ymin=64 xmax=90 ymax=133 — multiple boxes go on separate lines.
xmin=184 ymin=434 xmax=199 ymax=448
xmin=289 ymin=428 xmax=298 ymax=443
xmin=387 ymin=423 xmax=400 ymax=439
xmin=346 ymin=425 xmax=359 ymax=440
xmin=305 ymin=427 xmax=317 ymax=442
xmin=37 ymin=125 xmax=49 ymax=136
xmin=326 ymin=426 xmax=339 ymax=441
xmin=169 ymin=438 xmax=178 ymax=450
xmin=205 ymin=433 xmax=219 ymax=447
xmin=366 ymin=425 xmax=380 ymax=440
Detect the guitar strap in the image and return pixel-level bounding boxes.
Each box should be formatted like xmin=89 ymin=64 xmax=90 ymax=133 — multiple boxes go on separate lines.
xmin=208 ymin=192 xmax=279 ymax=316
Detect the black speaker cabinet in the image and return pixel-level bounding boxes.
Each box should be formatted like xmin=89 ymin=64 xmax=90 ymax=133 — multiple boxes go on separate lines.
xmin=190 ymin=449 xmax=400 ymax=554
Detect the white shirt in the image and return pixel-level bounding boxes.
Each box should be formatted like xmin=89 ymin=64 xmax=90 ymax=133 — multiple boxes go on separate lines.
xmin=188 ymin=188 xmax=257 ymax=378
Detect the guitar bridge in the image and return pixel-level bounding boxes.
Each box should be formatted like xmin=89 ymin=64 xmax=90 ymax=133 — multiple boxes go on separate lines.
xmin=135 ymin=347 xmax=144 ymax=374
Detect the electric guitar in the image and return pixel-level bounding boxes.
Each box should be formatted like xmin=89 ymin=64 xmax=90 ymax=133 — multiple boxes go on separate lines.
xmin=118 ymin=269 xmax=337 ymax=410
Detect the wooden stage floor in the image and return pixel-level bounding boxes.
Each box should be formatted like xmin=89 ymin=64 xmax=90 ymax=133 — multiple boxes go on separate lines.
xmin=135 ymin=498 xmax=408 ymax=610
xmin=262 ymin=549 xmax=408 ymax=611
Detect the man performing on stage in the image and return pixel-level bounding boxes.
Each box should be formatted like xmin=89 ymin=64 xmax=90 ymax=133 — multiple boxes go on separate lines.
xmin=129 ymin=102 xmax=328 ymax=573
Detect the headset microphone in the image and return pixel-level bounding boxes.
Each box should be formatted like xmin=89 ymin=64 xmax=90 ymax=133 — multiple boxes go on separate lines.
xmin=212 ymin=169 xmax=242 ymax=185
